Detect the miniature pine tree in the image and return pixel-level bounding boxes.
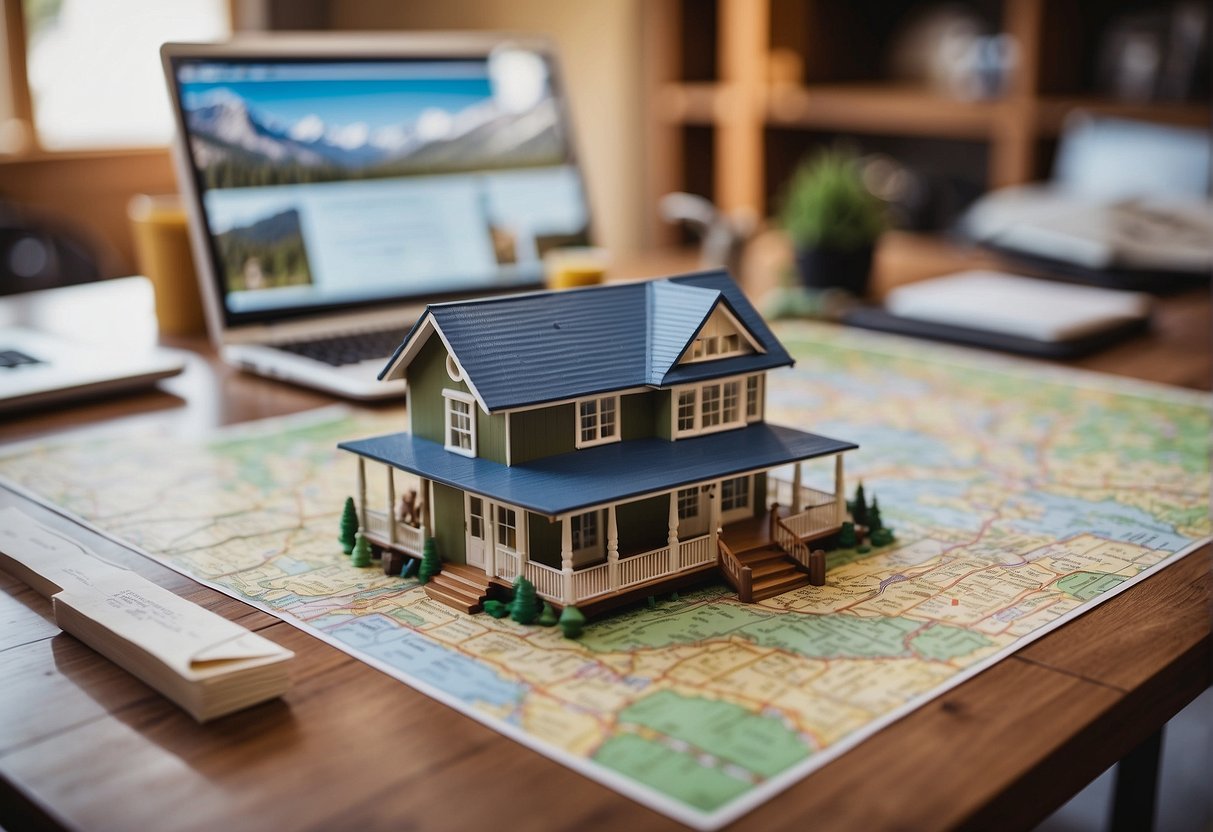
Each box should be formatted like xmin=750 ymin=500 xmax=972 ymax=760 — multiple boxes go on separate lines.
xmin=338 ymin=496 xmax=358 ymax=554
xmin=483 ymin=599 xmax=509 ymax=618
xmin=350 ymin=532 xmax=372 ymax=567
xmin=852 ymin=482 xmax=869 ymax=527
xmin=537 ymin=602 xmax=558 ymax=627
xmin=868 ymin=497 xmax=884 ymax=532
xmin=419 ymin=537 xmax=441 ymax=584
xmin=509 ymin=576 xmax=540 ymax=624
xmin=837 ymin=521 xmax=858 ymax=548
xmin=559 ymin=605 xmax=586 ymax=639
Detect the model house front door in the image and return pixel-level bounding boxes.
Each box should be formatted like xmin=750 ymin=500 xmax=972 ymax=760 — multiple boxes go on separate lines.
xmin=466 ymin=494 xmax=487 ymax=569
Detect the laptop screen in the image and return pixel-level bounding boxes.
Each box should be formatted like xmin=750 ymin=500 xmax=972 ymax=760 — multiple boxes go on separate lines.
xmin=169 ymin=49 xmax=590 ymax=324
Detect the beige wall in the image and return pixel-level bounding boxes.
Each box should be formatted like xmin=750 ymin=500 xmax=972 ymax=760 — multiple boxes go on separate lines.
xmin=327 ymin=0 xmax=647 ymax=254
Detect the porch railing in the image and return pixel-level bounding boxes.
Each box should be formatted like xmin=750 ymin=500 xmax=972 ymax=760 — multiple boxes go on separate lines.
xmin=620 ymin=547 xmax=670 ymax=587
xmin=490 ymin=533 xmax=717 ymax=605
xmin=717 ymin=538 xmax=752 ymax=603
xmin=772 ymin=515 xmax=811 ymax=570
xmin=496 ymin=549 xmax=520 ymax=581
xmin=678 ymin=535 xmax=713 ymax=567
xmin=363 ymin=509 xmax=424 ymax=555
xmin=525 ymin=560 xmax=564 ymax=600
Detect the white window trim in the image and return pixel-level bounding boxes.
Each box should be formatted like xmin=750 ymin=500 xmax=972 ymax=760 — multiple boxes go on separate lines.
xmin=745 ymin=373 xmax=764 ymax=423
xmin=493 ymin=501 xmax=527 ymax=554
xmin=443 ymin=389 xmax=477 ymax=458
xmin=672 ymin=377 xmax=748 ymax=439
xmin=575 ymin=394 xmax=622 ymax=449
xmin=445 ymin=352 xmax=464 ymax=382
xmin=720 ymin=475 xmax=753 ymax=523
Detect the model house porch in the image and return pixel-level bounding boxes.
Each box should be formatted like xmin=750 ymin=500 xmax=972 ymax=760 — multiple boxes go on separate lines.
xmin=341 ymin=424 xmax=856 ymax=612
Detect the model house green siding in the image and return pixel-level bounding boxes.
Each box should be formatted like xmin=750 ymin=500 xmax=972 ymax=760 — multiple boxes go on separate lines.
xmin=510 ymin=403 xmax=576 ymax=464
xmin=621 ymin=392 xmax=656 ymax=440
xmin=407 ymin=337 xmax=468 ymax=445
xmin=617 ymin=494 xmax=671 ymax=555
xmin=655 ymin=390 xmax=673 ymax=440
xmin=431 ymin=482 xmax=466 ymax=564
xmin=528 ymin=514 xmax=562 ymax=569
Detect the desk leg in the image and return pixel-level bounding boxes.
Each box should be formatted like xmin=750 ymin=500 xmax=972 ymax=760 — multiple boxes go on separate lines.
xmin=1110 ymin=728 xmax=1163 ymax=832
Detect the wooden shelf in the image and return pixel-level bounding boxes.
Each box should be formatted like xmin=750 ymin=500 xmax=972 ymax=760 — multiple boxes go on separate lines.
xmin=1035 ymin=97 xmax=1211 ymax=135
xmin=767 ymin=83 xmax=1004 ymax=139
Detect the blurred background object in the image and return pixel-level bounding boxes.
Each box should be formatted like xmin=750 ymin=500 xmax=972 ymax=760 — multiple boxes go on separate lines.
xmin=0 ymin=198 xmax=106 ymax=295
xmin=778 ymin=149 xmax=885 ymax=297
xmin=128 ymin=194 xmax=206 ymax=336
xmin=543 ymin=246 xmax=609 ymax=290
xmin=659 ymin=191 xmax=754 ymax=277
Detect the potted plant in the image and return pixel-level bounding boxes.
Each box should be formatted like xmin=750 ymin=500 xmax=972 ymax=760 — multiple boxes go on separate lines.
xmin=779 ymin=149 xmax=886 ymax=297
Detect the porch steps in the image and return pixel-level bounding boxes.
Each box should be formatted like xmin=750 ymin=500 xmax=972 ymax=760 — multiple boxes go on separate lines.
xmin=735 ymin=544 xmax=810 ymax=602
xmin=424 ymin=564 xmax=493 ymax=614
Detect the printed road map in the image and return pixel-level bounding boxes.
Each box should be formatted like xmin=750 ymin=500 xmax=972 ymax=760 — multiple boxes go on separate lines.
xmin=1 ymin=322 xmax=1208 ymax=829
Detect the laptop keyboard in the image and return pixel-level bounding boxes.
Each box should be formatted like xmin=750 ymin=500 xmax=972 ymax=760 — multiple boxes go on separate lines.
xmin=275 ymin=328 xmax=403 ymax=367
xmin=0 ymin=349 xmax=44 ymax=369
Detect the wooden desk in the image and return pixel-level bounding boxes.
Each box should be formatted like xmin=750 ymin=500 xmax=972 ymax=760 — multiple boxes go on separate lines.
xmin=1 ymin=264 xmax=1209 ymax=831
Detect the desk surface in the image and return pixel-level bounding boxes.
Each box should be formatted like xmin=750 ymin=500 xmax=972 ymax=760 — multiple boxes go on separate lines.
xmin=1 ymin=251 xmax=1210 ymax=831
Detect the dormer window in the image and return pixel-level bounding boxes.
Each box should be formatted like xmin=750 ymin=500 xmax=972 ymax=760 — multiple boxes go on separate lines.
xmin=680 ymin=306 xmax=761 ymax=365
xmin=673 ymin=377 xmax=747 ymax=438
xmin=576 ymin=395 xmax=620 ymax=448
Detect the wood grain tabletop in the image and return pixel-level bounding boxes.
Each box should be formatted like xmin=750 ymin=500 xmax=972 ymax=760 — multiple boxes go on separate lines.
xmin=0 ymin=259 xmax=1209 ymax=831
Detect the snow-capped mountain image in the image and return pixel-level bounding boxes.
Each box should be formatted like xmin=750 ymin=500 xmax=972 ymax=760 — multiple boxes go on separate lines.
xmin=184 ymin=88 xmax=565 ymax=189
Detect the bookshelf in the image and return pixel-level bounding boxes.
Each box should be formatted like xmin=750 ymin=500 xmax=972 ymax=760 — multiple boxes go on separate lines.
xmin=642 ymin=0 xmax=1210 ymax=244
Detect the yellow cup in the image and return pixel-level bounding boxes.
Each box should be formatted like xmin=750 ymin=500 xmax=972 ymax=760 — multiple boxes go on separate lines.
xmin=544 ymin=246 xmax=609 ymax=290
xmin=128 ymin=194 xmax=207 ymax=337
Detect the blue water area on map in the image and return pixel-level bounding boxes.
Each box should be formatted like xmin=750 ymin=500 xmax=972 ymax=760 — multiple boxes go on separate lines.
xmin=1003 ymin=493 xmax=1193 ymax=552
xmin=272 ymin=556 xmax=313 ymax=575
xmin=326 ymin=614 xmax=526 ymax=708
xmin=857 ymin=477 xmax=989 ymax=533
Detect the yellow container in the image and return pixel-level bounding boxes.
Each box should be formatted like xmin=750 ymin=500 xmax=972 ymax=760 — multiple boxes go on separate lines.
xmin=544 ymin=247 xmax=609 ymax=290
xmin=128 ymin=194 xmax=207 ymax=337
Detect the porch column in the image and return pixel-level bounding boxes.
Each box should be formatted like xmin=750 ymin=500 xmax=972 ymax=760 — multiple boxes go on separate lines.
xmin=561 ymin=516 xmax=575 ymax=603
xmin=709 ymin=481 xmax=721 ymax=552
xmin=386 ymin=467 xmax=397 ymax=545
xmin=484 ymin=500 xmax=496 ymax=579
xmin=835 ymin=454 xmax=845 ymax=523
xmin=518 ymin=512 xmax=529 ymax=571
xmin=356 ymin=456 xmax=367 ymax=529
xmin=792 ymin=462 xmax=803 ymax=513
xmin=607 ymin=505 xmax=619 ymax=591
xmin=667 ymin=492 xmax=680 ymax=572
xmin=419 ymin=477 xmax=431 ymax=539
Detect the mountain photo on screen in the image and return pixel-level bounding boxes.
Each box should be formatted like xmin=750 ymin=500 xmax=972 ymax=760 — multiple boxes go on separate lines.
xmin=180 ymin=50 xmax=565 ymax=188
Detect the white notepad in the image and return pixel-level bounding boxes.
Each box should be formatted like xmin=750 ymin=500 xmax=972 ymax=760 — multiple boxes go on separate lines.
xmin=885 ymin=271 xmax=1152 ymax=343
xmin=0 ymin=507 xmax=293 ymax=722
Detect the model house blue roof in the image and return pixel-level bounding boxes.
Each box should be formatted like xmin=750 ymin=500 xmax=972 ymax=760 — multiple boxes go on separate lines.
xmin=378 ymin=270 xmax=794 ymax=412
xmin=339 ymin=424 xmax=856 ymax=517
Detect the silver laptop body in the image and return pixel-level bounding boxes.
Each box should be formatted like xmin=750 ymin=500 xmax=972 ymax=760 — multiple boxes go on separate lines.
xmin=162 ymin=34 xmax=592 ymax=400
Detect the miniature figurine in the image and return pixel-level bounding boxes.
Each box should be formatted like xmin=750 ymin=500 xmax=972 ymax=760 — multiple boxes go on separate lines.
xmin=338 ymin=270 xmax=859 ymax=616
xmin=350 ymin=532 xmax=372 ymax=568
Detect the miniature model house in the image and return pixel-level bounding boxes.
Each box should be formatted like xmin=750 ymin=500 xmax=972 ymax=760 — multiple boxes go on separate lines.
xmin=339 ymin=271 xmax=857 ymax=614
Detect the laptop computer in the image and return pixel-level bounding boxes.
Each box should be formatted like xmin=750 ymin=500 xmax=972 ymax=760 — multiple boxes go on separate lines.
xmin=0 ymin=277 xmax=186 ymax=414
xmin=161 ymin=34 xmax=592 ymax=400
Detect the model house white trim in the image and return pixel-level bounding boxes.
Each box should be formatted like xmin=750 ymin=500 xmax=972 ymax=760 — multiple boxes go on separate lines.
xmin=443 ymin=389 xmax=477 ymax=457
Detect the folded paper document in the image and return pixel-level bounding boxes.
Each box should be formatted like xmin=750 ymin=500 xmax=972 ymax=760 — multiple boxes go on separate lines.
xmin=0 ymin=506 xmax=293 ymax=721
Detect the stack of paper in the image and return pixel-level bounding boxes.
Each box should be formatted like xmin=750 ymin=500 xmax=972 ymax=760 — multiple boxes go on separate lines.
xmin=0 ymin=506 xmax=293 ymax=722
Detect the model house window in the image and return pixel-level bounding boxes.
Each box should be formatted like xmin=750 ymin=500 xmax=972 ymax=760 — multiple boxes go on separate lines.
xmin=443 ymin=390 xmax=476 ymax=457
xmin=673 ymin=378 xmax=749 ymax=438
xmin=745 ymin=375 xmax=762 ymax=421
xmin=721 ymin=476 xmax=751 ymax=512
xmin=468 ymin=497 xmax=484 ymax=538
xmin=497 ymin=507 xmax=518 ymax=550
xmin=576 ymin=395 xmax=620 ymax=447
xmin=701 ymin=384 xmax=722 ymax=428
xmin=722 ymin=381 xmax=740 ymax=424
xmin=677 ymin=487 xmax=701 ymax=521
xmin=677 ymin=390 xmax=696 ymax=432
xmin=571 ymin=512 xmax=598 ymax=550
